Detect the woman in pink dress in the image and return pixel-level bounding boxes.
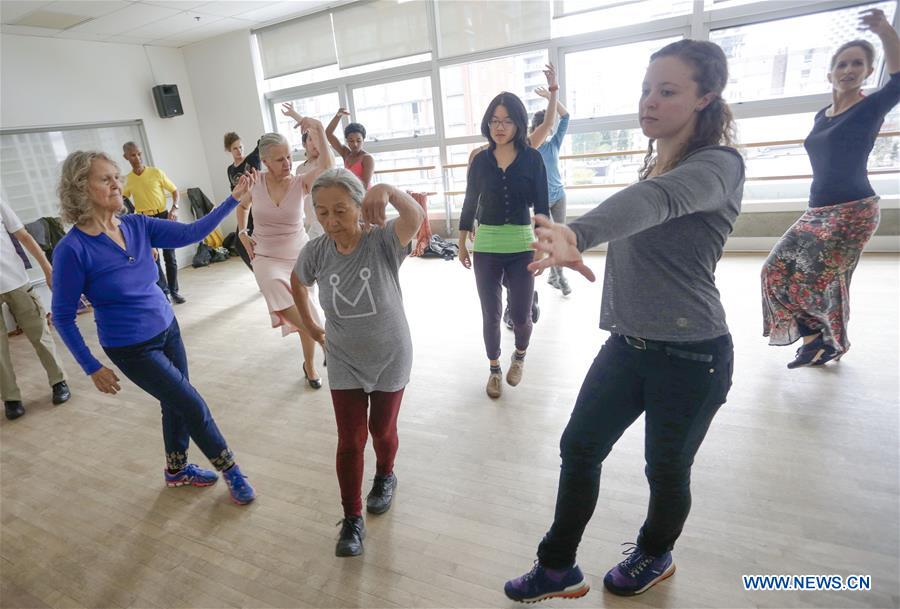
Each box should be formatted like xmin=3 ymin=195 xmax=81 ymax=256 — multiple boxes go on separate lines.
xmin=325 ymin=107 xmax=374 ymax=188
xmin=236 ymin=111 xmax=331 ymax=388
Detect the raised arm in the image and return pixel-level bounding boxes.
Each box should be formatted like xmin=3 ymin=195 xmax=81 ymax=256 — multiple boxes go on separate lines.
xmin=567 ymin=147 xmax=744 ymax=251
xmin=361 ymin=184 xmax=424 ymax=247
xmin=862 ymin=8 xmax=900 ymax=75
xmin=550 ymin=107 xmax=570 ymax=150
xmin=529 ymin=64 xmax=559 ymax=148
xmin=148 ymin=170 xmax=258 ymax=249
xmin=325 ymin=108 xmax=351 ymax=158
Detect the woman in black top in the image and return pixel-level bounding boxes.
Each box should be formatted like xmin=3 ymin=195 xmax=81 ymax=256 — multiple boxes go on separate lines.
xmin=457 ymin=79 xmax=552 ymax=399
xmin=762 ymin=8 xmax=900 ymax=368
xmin=224 ymin=132 xmax=261 ymax=269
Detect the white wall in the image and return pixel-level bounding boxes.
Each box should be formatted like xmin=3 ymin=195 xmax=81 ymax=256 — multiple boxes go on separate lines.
xmin=182 ymin=29 xmax=267 ymax=214
xmin=0 ymin=33 xmax=216 ymax=268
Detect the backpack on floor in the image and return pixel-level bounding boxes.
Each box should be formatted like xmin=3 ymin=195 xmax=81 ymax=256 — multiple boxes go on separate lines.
xmin=421 ymin=235 xmax=459 ymax=261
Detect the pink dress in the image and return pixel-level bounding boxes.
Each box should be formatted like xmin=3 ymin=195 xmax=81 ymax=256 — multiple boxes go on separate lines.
xmin=250 ymin=174 xmax=308 ymax=336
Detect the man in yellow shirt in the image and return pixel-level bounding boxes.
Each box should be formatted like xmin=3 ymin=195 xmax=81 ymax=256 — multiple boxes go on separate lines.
xmin=122 ymin=142 xmax=186 ymax=304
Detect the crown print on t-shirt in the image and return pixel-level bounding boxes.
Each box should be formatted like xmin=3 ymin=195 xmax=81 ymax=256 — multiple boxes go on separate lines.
xmin=330 ymin=268 xmax=377 ymax=319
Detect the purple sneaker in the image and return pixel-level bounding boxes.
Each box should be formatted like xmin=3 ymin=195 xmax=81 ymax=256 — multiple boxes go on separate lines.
xmin=164 ymin=463 xmax=218 ymax=487
xmin=603 ymin=543 xmax=675 ymax=596
xmin=504 ymin=562 xmax=589 ymax=603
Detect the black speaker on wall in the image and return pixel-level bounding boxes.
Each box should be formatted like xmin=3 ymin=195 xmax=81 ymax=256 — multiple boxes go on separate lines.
xmin=152 ymin=84 xmax=184 ymax=118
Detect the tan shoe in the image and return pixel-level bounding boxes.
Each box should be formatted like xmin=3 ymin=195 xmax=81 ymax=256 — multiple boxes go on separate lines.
xmin=486 ymin=371 xmax=503 ymax=398
xmin=507 ymin=354 xmax=525 ymax=386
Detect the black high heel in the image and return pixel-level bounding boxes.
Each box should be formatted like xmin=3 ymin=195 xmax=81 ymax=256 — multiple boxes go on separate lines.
xmin=303 ymin=361 xmax=323 ymax=389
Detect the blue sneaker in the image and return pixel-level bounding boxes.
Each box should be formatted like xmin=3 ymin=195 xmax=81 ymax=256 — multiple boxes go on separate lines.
xmin=603 ymin=543 xmax=675 ymax=596
xmin=504 ymin=562 xmax=589 ymax=603
xmin=222 ymin=464 xmax=256 ymax=505
xmin=164 ymin=463 xmax=218 ymax=487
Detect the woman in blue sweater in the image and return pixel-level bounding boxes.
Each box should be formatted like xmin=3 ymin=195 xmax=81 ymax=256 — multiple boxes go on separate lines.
xmin=52 ymin=151 xmax=257 ymax=505
xmin=762 ymin=8 xmax=900 ymax=368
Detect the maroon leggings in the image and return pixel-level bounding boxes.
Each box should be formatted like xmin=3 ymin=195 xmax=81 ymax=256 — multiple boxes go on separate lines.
xmin=331 ymin=388 xmax=404 ymax=517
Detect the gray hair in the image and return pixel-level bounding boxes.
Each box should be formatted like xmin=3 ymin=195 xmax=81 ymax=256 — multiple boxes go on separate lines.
xmin=311 ymin=167 xmax=366 ymax=208
xmin=258 ymin=132 xmax=289 ymax=160
xmin=58 ymin=150 xmax=118 ymax=225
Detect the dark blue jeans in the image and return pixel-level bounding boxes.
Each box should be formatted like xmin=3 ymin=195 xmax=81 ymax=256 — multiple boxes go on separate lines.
xmin=103 ymin=319 xmax=234 ymax=472
xmin=537 ymin=333 xmax=734 ymax=568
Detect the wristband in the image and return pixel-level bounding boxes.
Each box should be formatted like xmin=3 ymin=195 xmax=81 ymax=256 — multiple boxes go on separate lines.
xmin=548 ymin=85 xmax=559 ymax=92
xmin=238 ymin=229 xmax=249 ymax=237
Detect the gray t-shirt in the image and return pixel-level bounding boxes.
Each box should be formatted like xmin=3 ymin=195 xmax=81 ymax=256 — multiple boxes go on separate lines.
xmin=568 ymin=146 xmax=745 ymax=342
xmin=295 ymin=219 xmax=412 ymax=392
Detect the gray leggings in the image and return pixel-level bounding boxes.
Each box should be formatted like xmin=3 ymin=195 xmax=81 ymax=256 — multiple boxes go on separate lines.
xmin=550 ymin=195 xmax=566 ymax=274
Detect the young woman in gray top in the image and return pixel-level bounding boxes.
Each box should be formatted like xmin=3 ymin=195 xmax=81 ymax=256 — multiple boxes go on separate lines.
xmin=291 ymin=168 xmax=423 ymax=558
xmin=504 ymin=40 xmax=744 ymax=602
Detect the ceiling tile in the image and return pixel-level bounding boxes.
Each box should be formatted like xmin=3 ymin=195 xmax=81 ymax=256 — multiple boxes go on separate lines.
xmin=63 ymin=2 xmax=178 ymax=35
xmin=139 ymin=0 xmax=207 ymax=10
xmin=191 ymin=1 xmax=266 ymax=18
xmin=123 ymin=10 xmax=223 ymax=38
xmin=151 ymin=15 xmax=251 ymax=42
xmin=101 ymin=33 xmax=158 ymax=44
xmin=0 ymin=1 xmax=54 ymax=24
xmin=1 ymin=22 xmax=65 ymax=36
xmin=232 ymin=1 xmax=324 ymax=24
xmin=44 ymin=0 xmax=131 ymax=19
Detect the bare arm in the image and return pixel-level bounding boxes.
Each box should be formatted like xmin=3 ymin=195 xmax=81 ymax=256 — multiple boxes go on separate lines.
xmin=290 ymin=272 xmax=325 ymax=343
xmin=13 ymin=228 xmax=52 ymax=288
xmin=529 ymin=64 xmax=559 ymax=148
xmin=360 ymin=154 xmax=375 ymax=189
xmin=361 ymin=184 xmax=424 ymax=247
xmin=325 ymin=109 xmax=351 ymax=158
xmin=864 ymin=8 xmax=900 ymax=74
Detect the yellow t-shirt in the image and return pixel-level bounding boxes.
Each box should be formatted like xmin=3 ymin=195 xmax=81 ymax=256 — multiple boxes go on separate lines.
xmin=123 ymin=167 xmax=176 ymax=215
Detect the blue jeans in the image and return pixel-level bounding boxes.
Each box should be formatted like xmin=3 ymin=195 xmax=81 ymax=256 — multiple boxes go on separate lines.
xmin=537 ymin=333 xmax=734 ymax=567
xmin=103 ymin=319 xmax=234 ymax=471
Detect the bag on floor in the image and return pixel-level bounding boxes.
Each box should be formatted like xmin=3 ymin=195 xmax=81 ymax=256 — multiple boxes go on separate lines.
xmin=192 ymin=243 xmax=212 ymax=267
xmin=421 ymin=235 xmax=459 ymax=261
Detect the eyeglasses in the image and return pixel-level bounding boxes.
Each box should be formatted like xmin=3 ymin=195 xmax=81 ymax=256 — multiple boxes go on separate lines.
xmin=489 ymin=119 xmax=515 ymax=129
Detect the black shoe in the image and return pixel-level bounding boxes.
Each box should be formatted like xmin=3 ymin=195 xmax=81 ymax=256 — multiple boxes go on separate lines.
xmin=51 ymin=381 xmax=70 ymax=405
xmin=170 ymin=292 xmax=187 ymax=304
xmin=366 ymin=473 xmax=397 ymax=514
xmin=4 ymin=401 xmax=25 ymax=420
xmin=812 ymin=345 xmax=844 ymax=366
xmin=531 ymin=291 xmax=540 ymax=324
xmin=787 ymin=336 xmax=827 ymax=369
xmin=303 ymin=361 xmax=323 ymax=389
xmin=335 ymin=516 xmax=366 ymax=557
xmin=503 ymin=305 xmax=513 ymax=330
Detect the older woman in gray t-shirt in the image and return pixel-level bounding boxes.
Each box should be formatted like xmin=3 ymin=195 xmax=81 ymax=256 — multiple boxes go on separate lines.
xmin=291 ymin=168 xmax=423 ymax=559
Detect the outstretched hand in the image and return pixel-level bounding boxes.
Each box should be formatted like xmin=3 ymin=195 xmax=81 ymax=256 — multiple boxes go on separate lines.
xmin=231 ymin=167 xmax=259 ymax=201
xmin=528 ymin=215 xmax=596 ymax=281
xmin=281 ymin=102 xmax=301 ymax=120
xmin=859 ymin=8 xmax=891 ymax=34
xmin=543 ymin=62 xmax=557 ymax=89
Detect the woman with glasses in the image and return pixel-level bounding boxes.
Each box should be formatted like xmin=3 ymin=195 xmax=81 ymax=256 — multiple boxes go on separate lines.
xmin=457 ymin=65 xmax=556 ymax=399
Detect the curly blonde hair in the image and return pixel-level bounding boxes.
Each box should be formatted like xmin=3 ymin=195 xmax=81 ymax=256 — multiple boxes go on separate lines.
xmin=58 ymin=150 xmax=118 ymax=225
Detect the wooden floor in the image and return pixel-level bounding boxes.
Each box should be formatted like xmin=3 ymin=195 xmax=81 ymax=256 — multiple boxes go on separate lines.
xmin=1 ymin=252 xmax=898 ymax=609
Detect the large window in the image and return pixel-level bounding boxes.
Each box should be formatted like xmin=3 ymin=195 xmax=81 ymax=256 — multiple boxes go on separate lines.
xmin=711 ymin=1 xmax=897 ymax=103
xmin=272 ymin=91 xmax=340 ymax=154
xmin=441 ymin=50 xmax=549 ymax=138
xmin=565 ymin=37 xmax=681 ymax=118
xmin=371 ymin=147 xmax=443 ymax=211
xmin=352 ymin=76 xmax=435 ymax=141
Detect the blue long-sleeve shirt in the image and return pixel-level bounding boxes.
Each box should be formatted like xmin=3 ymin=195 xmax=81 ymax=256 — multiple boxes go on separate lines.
xmin=52 ymin=196 xmax=240 ymax=374
xmin=537 ymin=113 xmax=569 ymax=203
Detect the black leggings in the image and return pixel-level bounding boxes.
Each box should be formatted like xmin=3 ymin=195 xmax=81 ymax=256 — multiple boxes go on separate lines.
xmin=537 ymin=333 xmax=734 ymax=567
